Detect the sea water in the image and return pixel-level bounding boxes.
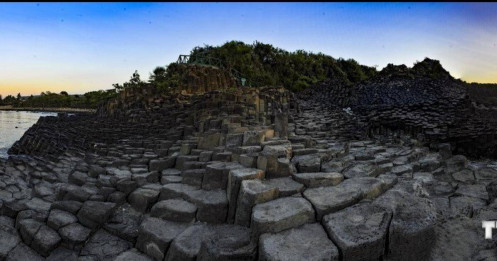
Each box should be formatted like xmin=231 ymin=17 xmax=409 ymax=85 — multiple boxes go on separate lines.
xmin=0 ymin=110 xmax=56 ymax=158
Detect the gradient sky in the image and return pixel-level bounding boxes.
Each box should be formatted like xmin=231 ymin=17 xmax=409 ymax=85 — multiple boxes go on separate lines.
xmin=1 ymin=2 xmax=496 ymax=97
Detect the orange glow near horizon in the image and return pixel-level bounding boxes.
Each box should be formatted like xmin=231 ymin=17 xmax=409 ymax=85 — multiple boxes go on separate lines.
xmin=1 ymin=3 xmax=497 ymax=98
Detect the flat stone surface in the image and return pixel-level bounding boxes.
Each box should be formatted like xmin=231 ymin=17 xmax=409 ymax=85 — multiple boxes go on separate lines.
xmin=77 ymin=201 xmax=116 ymax=228
xmin=59 ymin=223 xmax=92 ymax=248
xmin=151 ymin=199 xmax=197 ymax=223
xmin=454 ymin=184 xmax=489 ymax=201
xmin=115 ymin=249 xmax=154 ymax=261
xmin=303 ymin=182 xmax=362 ymax=220
xmin=203 ymin=162 xmax=244 ymax=190
xmin=323 ymin=203 xmax=392 ymax=261
xmin=293 ymin=172 xmax=343 ymax=188
xmin=263 ymin=177 xmax=304 ymax=197
xmin=160 ymin=183 xmax=199 ymax=201
xmin=80 ymin=229 xmax=132 ymax=260
xmin=185 ymin=189 xmax=228 ymax=223
xmin=6 ymin=243 xmax=44 ymax=261
xmin=47 ymin=209 xmax=78 ymax=230
xmin=129 ymin=188 xmax=161 ymax=213
xmin=251 ymin=197 xmax=315 ymax=237
xmin=259 ymin=223 xmax=339 ymax=261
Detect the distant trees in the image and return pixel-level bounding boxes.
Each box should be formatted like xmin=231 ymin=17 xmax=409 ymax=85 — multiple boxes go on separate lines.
xmin=183 ymin=40 xmax=379 ymax=91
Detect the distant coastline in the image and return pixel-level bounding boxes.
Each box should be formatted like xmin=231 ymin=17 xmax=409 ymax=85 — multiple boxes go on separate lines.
xmin=0 ymin=105 xmax=96 ymax=113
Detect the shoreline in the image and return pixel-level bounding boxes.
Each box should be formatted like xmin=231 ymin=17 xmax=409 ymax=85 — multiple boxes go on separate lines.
xmin=0 ymin=105 xmax=96 ymax=113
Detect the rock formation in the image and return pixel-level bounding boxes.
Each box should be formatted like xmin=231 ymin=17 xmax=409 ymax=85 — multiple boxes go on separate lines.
xmin=1 ymin=63 xmax=497 ymax=260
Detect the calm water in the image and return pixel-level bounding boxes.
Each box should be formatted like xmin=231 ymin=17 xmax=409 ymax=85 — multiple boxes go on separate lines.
xmin=0 ymin=111 xmax=56 ymax=158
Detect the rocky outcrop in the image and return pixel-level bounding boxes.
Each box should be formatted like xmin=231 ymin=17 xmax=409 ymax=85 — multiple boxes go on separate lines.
xmin=1 ymin=63 xmax=497 ymax=260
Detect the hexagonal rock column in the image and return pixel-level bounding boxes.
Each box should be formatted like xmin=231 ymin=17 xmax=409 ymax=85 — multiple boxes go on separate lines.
xmin=185 ymin=189 xmax=228 ymax=223
xmin=259 ymin=223 xmax=339 ymax=261
xmin=235 ymin=179 xmax=280 ymax=227
xmin=322 ymin=203 xmax=392 ymax=261
xmin=303 ymin=177 xmax=393 ymax=220
xmin=197 ymin=224 xmax=256 ymax=261
xmin=251 ymin=197 xmax=315 ymax=238
xmin=151 ymin=199 xmax=197 ymax=223
xmin=292 ymin=172 xmax=344 ymax=188
xmin=303 ymin=183 xmax=362 ymax=221
xmin=166 ymin=223 xmax=211 ymax=261
xmin=227 ymin=168 xmax=265 ymax=223
xmin=257 ymin=144 xmax=293 ymax=178
xmin=136 ymin=217 xmax=190 ymax=261
xmin=76 ymin=201 xmax=116 ymax=229
xmin=203 ymin=162 xmax=244 ymax=190
xmin=373 ymin=189 xmax=437 ymax=261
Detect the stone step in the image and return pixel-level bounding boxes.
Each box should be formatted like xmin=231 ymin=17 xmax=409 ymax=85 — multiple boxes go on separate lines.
xmin=303 ymin=177 xmax=393 ymax=220
xmin=259 ymin=223 xmax=339 ymax=261
xmin=226 ymin=168 xmax=265 ymax=223
xmin=234 ymin=179 xmax=279 ymax=227
xmin=136 ymin=217 xmax=190 ymax=261
xmin=202 ymin=162 xmax=244 ymax=190
xmin=322 ymin=203 xmax=392 ymax=261
xmin=292 ymin=172 xmax=343 ymax=188
xmin=151 ymin=199 xmax=197 ymax=223
xmin=251 ymin=197 xmax=315 ymax=238
xmin=373 ymin=189 xmax=437 ymax=261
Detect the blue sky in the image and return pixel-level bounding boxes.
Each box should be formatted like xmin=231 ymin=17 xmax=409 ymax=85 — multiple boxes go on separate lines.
xmin=1 ymin=2 xmax=496 ymax=96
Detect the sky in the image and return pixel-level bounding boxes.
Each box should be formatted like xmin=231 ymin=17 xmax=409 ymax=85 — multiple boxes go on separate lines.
xmin=0 ymin=2 xmax=496 ymax=97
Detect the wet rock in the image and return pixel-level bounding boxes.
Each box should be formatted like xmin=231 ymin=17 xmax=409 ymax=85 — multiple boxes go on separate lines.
xmin=259 ymin=223 xmax=339 ymax=261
